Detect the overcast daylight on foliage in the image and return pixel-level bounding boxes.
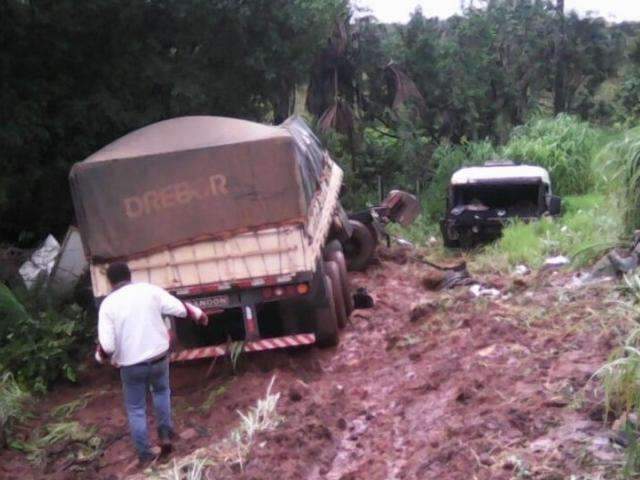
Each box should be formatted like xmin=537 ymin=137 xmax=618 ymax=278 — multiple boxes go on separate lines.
xmin=358 ymin=0 xmax=640 ymax=22
xmin=5 ymin=0 xmax=640 ymax=478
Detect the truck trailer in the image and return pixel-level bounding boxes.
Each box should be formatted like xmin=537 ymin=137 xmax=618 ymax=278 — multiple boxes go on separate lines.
xmin=70 ymin=116 xmax=355 ymax=362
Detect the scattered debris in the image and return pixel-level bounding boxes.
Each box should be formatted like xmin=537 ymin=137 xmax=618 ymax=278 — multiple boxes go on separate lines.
xmin=513 ymin=264 xmax=530 ymax=276
xmin=394 ymin=237 xmax=413 ymax=248
xmin=567 ymin=272 xmax=615 ymax=289
xmin=49 ymin=227 xmax=88 ymax=300
xmin=18 ymin=235 xmax=60 ymax=289
xmin=543 ymin=255 xmax=570 ymax=269
xmin=353 ymin=287 xmax=374 ymax=309
xmin=469 ymin=284 xmax=501 ymax=298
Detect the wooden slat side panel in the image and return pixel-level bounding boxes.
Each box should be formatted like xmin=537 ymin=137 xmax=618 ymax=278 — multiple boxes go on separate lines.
xmin=90 ymin=226 xmax=307 ymax=297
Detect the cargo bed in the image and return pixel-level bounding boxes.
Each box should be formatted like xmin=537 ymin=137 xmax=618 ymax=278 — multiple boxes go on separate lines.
xmin=90 ymin=161 xmax=343 ymax=298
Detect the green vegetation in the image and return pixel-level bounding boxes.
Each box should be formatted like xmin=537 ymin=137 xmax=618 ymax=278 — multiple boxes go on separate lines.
xmin=476 ymin=194 xmax=622 ymax=270
xmin=595 ymin=273 xmax=640 ymax=476
xmin=2 ymin=1 xmax=638 ymax=244
xmin=2 ymin=2 xmax=640 ymax=474
xmin=0 ymin=373 xmax=29 ymax=446
xmin=0 ymin=283 xmax=94 ymax=393
xmin=598 ymin=127 xmax=640 ymax=232
xmin=50 ymin=398 xmax=89 ymax=420
xmin=11 ymin=420 xmax=102 ymax=466
xmin=503 ymin=115 xmax=605 ymax=196
xmin=390 ymin=114 xmax=624 ymax=271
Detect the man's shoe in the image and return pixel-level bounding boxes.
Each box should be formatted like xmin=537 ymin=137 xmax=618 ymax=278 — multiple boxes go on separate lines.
xmin=158 ymin=427 xmax=174 ymax=457
xmin=159 ymin=437 xmax=173 ymax=457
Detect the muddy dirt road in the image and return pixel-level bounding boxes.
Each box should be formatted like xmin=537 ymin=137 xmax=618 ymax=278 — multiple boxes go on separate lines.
xmin=0 ymin=254 xmax=629 ymax=479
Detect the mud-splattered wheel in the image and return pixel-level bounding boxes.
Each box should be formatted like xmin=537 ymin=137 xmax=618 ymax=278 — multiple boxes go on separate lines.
xmin=326 ymin=250 xmax=354 ymax=316
xmin=314 ymin=274 xmax=340 ymax=348
xmin=325 ymin=260 xmax=348 ymax=329
xmin=343 ymin=219 xmax=376 ymax=271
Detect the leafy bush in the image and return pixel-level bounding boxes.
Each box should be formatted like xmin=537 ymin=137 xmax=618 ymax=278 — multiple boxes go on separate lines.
xmin=0 ymin=283 xmax=94 ymax=393
xmin=321 ymin=121 xmax=431 ymax=211
xmin=503 ymin=114 xmax=605 ymax=196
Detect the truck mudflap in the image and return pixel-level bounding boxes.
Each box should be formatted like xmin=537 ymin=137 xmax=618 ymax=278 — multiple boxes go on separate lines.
xmin=170 ymin=333 xmax=316 ymax=362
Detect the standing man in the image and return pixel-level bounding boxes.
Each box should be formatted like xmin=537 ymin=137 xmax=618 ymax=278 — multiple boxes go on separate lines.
xmin=95 ymin=262 xmax=208 ymax=466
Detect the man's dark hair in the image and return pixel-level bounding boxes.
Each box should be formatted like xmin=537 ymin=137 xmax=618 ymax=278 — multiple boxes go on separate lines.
xmin=106 ymin=262 xmax=131 ymax=286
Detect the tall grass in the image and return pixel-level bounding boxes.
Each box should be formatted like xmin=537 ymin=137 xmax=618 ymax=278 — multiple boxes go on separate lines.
xmin=503 ymin=114 xmax=605 ymax=196
xmin=594 ymin=273 xmax=640 ymax=476
xmin=598 ymin=126 xmax=640 ymax=233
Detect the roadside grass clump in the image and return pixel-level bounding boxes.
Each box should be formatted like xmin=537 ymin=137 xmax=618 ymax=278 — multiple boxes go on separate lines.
xmin=475 ymin=194 xmax=621 ymax=270
xmin=0 ymin=373 xmax=29 ymax=446
xmin=148 ymin=376 xmax=283 ymax=480
xmin=598 ymin=126 xmax=640 ymax=233
xmin=594 ymin=272 xmax=640 ymax=477
xmin=11 ymin=420 xmax=101 ymax=466
xmin=50 ymin=398 xmax=89 ymax=420
xmin=503 ymin=114 xmax=605 ymax=196
xmin=0 ymin=283 xmax=94 ymax=393
xmin=595 ymin=327 xmax=640 ymax=477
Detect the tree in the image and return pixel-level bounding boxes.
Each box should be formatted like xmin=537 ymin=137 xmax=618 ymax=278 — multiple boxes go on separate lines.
xmin=554 ymin=0 xmax=566 ymax=114
xmin=0 ymin=0 xmax=342 ymax=245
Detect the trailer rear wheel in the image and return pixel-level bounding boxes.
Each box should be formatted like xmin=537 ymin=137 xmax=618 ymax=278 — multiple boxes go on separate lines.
xmin=326 ymin=250 xmax=354 ymax=315
xmin=314 ymin=274 xmax=340 ymax=348
xmin=325 ymin=261 xmax=348 ymax=329
xmin=343 ymin=219 xmax=376 ymax=271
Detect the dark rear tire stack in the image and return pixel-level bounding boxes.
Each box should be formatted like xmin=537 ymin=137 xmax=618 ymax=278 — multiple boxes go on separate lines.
xmin=343 ymin=219 xmax=376 ymax=271
xmin=326 ymin=250 xmax=354 ymax=316
xmin=324 ymin=260 xmax=348 ymax=329
xmin=314 ymin=274 xmax=340 ymax=348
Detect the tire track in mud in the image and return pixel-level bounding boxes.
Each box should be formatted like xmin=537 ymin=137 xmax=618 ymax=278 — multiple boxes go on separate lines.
xmin=243 ymin=259 xmax=626 ymax=480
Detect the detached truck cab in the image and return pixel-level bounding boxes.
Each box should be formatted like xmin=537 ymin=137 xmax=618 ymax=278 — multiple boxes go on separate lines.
xmin=440 ymin=161 xmax=562 ymax=248
xmin=70 ymin=116 xmax=352 ymax=362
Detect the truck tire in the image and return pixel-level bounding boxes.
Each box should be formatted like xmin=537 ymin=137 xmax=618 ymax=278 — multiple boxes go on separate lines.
xmin=314 ymin=274 xmax=340 ymax=348
xmin=326 ymin=250 xmax=354 ymax=315
xmin=325 ymin=260 xmax=348 ymax=329
xmin=324 ymin=239 xmax=343 ymax=256
xmin=343 ymin=219 xmax=376 ymax=271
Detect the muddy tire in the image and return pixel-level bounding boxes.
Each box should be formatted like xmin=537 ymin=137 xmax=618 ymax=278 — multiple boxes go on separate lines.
xmin=325 ymin=260 xmax=348 ymax=329
xmin=343 ymin=219 xmax=376 ymax=271
xmin=314 ymin=274 xmax=340 ymax=348
xmin=326 ymin=250 xmax=354 ymax=315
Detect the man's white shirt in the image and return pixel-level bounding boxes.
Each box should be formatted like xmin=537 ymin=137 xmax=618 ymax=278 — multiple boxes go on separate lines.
xmin=98 ymin=282 xmax=187 ymax=366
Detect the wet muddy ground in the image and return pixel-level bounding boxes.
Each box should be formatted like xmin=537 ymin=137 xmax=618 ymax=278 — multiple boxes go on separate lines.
xmin=0 ymin=255 xmax=630 ymax=479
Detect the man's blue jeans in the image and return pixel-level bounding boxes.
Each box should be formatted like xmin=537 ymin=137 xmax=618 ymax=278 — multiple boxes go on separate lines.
xmin=120 ymin=356 xmax=172 ymax=460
